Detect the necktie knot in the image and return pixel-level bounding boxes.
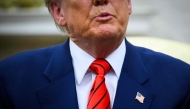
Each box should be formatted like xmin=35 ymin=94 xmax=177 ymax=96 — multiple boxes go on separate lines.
xmin=90 ymin=59 xmax=111 ymax=75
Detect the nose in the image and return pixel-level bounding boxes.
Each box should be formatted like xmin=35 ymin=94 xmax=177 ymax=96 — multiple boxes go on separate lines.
xmin=93 ymin=0 xmax=108 ymax=6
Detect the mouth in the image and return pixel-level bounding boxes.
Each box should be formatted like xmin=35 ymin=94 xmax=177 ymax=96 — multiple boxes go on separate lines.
xmin=95 ymin=12 xmax=113 ymax=21
xmin=99 ymin=12 xmax=112 ymax=17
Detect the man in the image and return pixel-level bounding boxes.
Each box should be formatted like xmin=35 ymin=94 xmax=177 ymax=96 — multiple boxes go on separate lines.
xmin=0 ymin=0 xmax=190 ymax=109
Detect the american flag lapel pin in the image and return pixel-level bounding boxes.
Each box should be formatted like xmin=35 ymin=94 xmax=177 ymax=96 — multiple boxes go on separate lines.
xmin=135 ymin=92 xmax=145 ymax=103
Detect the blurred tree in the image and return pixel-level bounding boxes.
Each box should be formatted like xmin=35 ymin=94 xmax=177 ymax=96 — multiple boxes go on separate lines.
xmin=0 ymin=0 xmax=16 ymax=8
xmin=17 ymin=0 xmax=44 ymax=8
xmin=0 ymin=0 xmax=44 ymax=8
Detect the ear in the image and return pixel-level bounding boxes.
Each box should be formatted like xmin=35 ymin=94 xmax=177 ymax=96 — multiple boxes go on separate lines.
xmin=127 ymin=0 xmax=132 ymax=15
xmin=49 ymin=2 xmax=66 ymax=26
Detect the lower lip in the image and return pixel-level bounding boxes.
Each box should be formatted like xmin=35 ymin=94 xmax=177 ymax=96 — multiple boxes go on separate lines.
xmin=95 ymin=15 xmax=113 ymax=21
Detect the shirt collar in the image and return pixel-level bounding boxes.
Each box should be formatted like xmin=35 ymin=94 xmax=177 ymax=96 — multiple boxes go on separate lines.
xmin=105 ymin=39 xmax=126 ymax=79
xmin=70 ymin=39 xmax=126 ymax=85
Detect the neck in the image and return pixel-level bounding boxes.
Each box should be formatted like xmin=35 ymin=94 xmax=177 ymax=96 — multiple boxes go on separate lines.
xmin=70 ymin=37 xmax=124 ymax=59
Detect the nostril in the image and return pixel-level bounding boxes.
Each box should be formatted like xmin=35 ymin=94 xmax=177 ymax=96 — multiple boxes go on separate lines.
xmin=96 ymin=1 xmax=100 ymax=6
xmin=94 ymin=0 xmax=108 ymax=6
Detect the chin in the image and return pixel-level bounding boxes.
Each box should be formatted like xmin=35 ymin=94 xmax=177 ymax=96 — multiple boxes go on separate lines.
xmin=94 ymin=24 xmax=121 ymax=38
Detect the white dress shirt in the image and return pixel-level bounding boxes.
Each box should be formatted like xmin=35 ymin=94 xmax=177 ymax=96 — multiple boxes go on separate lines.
xmin=70 ymin=39 xmax=126 ymax=109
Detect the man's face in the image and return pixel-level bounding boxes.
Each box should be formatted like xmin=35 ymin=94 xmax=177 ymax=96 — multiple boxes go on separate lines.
xmin=53 ymin=0 xmax=131 ymax=41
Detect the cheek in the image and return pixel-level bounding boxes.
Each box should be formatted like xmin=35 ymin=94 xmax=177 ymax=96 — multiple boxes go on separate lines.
xmin=68 ymin=12 xmax=90 ymax=34
xmin=64 ymin=3 xmax=91 ymax=34
xmin=114 ymin=2 xmax=130 ymax=25
xmin=108 ymin=1 xmax=129 ymax=18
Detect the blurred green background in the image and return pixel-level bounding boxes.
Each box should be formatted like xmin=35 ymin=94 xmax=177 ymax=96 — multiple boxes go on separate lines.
xmin=0 ymin=0 xmax=44 ymax=8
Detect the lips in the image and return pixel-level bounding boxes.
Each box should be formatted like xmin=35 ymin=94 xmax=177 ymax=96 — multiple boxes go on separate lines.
xmin=95 ymin=12 xmax=113 ymax=21
xmin=98 ymin=12 xmax=112 ymax=17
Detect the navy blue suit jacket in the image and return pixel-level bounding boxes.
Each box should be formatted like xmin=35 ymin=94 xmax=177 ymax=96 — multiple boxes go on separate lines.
xmin=0 ymin=39 xmax=190 ymax=109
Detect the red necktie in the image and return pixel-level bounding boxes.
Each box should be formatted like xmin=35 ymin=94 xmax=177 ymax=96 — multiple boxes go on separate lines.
xmin=87 ymin=59 xmax=111 ymax=109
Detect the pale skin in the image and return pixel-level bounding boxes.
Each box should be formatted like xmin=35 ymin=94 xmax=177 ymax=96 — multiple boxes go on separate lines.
xmin=49 ymin=0 xmax=132 ymax=58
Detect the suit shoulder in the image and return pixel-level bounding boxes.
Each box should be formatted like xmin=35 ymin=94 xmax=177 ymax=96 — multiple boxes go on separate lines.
xmin=136 ymin=46 xmax=190 ymax=66
xmin=0 ymin=43 xmax=63 ymax=75
xmin=136 ymin=46 xmax=190 ymax=83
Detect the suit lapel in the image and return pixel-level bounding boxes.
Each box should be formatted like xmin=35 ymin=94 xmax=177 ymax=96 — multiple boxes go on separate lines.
xmin=37 ymin=39 xmax=79 ymax=109
xmin=113 ymin=70 xmax=154 ymax=109
xmin=113 ymin=39 xmax=154 ymax=109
